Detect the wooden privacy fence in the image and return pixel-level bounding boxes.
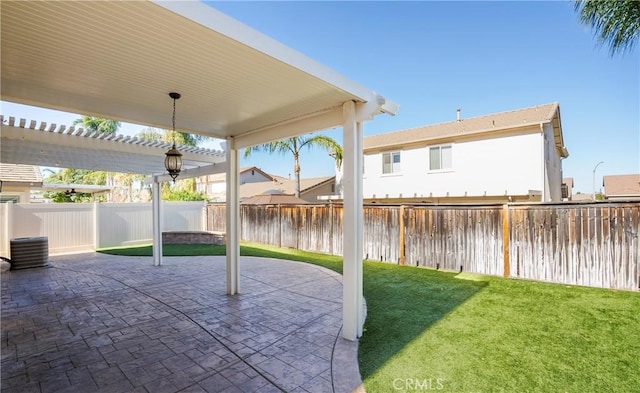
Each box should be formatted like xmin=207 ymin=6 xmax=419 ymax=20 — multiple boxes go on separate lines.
xmin=508 ymin=204 xmax=639 ymax=291
xmin=206 ymin=202 xmax=640 ymax=291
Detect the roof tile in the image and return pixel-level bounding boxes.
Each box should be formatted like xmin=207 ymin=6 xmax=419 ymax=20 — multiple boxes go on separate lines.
xmin=364 ymin=102 xmax=559 ymax=150
xmin=0 ymin=164 xmax=43 ymax=183
xmin=603 ymin=174 xmax=640 ymax=197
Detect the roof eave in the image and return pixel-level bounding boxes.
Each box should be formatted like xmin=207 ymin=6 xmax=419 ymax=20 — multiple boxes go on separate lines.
xmin=548 ymin=103 xmax=568 ymax=158
xmin=0 ymin=180 xmax=44 ymax=188
xmin=364 ymin=122 xmax=546 ymax=153
xmin=300 ymin=176 xmax=335 ymax=194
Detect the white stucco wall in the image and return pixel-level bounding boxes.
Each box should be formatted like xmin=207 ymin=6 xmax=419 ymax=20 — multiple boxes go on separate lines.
xmin=363 ymin=129 xmax=544 ymax=199
xmin=300 ymin=180 xmax=335 ymax=202
xmin=239 ymin=169 xmax=271 ymax=185
xmin=1 ymin=187 xmax=31 ymax=203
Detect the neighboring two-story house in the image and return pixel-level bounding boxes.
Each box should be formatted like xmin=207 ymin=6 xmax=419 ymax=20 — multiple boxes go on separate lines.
xmin=196 ymin=166 xmax=274 ymax=201
xmin=363 ymin=102 xmax=569 ymax=203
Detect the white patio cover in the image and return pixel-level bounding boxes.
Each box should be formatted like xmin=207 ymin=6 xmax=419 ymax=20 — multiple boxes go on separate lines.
xmin=1 ymin=1 xmax=397 ymax=341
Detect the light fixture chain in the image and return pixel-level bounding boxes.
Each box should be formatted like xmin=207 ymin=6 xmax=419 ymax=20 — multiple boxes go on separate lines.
xmin=165 ymin=92 xmax=182 ymax=182
xmin=172 ymin=97 xmax=177 ymax=146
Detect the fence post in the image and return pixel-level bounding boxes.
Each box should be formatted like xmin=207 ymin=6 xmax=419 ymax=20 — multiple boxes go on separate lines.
xmin=399 ymin=205 xmax=405 ymax=265
xmin=329 ymin=202 xmax=334 ymax=255
xmin=278 ymin=204 xmax=282 ymax=248
xmin=503 ymin=204 xmax=510 ymax=277
xmin=201 ymin=202 xmax=207 ymax=231
xmin=93 ymin=202 xmax=99 ymax=250
xmin=205 ymin=204 xmax=210 ymax=232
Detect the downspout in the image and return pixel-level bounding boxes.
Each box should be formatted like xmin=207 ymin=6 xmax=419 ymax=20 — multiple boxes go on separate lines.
xmin=540 ymin=123 xmax=546 ymax=202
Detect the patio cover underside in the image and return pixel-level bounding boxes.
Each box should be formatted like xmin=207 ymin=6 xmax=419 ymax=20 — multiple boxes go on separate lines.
xmin=1 ymin=0 xmax=397 ymax=341
xmin=1 ymin=1 xmax=395 ymax=145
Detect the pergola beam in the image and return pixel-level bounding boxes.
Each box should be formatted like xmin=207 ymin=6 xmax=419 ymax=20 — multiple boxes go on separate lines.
xmin=145 ymin=162 xmax=228 ymax=184
xmin=234 ymin=107 xmax=343 ymax=149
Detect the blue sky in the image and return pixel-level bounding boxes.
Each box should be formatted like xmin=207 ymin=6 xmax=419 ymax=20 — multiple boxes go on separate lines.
xmin=2 ymin=1 xmax=638 ymax=193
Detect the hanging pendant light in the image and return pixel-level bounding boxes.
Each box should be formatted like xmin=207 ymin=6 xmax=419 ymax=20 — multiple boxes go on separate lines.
xmin=164 ymin=92 xmax=183 ymax=182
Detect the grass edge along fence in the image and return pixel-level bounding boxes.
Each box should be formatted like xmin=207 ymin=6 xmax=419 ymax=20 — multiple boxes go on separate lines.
xmin=206 ymin=201 xmax=640 ymax=291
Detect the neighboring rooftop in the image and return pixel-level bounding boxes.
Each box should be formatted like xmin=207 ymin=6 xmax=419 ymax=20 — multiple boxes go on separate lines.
xmin=572 ymin=193 xmax=594 ymax=202
xmin=241 ymin=194 xmax=310 ymax=205
xmin=364 ymin=102 xmax=568 ymax=157
xmin=563 ymin=177 xmax=574 ymax=190
xmin=603 ymin=174 xmax=640 ymax=198
xmin=0 ymin=163 xmax=43 ymax=186
xmin=206 ymin=166 xmax=273 ymax=183
xmin=240 ymin=176 xmax=334 ymax=199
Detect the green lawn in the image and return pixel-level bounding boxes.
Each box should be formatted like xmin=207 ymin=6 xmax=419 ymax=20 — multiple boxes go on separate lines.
xmin=99 ymin=243 xmax=640 ymax=392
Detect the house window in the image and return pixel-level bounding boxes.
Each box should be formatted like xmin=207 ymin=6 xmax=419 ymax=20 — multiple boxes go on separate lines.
xmin=382 ymin=151 xmax=401 ymax=174
xmin=429 ymin=145 xmax=452 ymax=171
xmin=561 ymin=183 xmax=569 ymax=199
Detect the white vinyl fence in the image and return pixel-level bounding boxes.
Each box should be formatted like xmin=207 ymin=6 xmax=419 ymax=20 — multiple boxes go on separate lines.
xmin=0 ymin=201 xmax=206 ymax=256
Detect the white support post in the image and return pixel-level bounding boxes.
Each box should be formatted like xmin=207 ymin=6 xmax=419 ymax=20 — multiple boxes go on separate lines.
xmin=3 ymin=202 xmax=12 ymax=256
xmin=226 ymin=137 xmax=240 ymax=295
xmin=342 ymin=101 xmax=364 ymax=341
xmin=356 ymin=121 xmax=364 ymax=337
xmin=152 ymin=179 xmax=163 ymax=266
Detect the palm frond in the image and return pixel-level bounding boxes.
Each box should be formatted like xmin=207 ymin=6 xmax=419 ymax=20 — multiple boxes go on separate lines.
xmin=575 ymin=0 xmax=640 ymax=56
xmin=244 ymin=139 xmax=294 ymax=157
xmin=73 ymin=116 xmax=120 ymax=134
xmin=136 ymin=128 xmax=163 ymax=142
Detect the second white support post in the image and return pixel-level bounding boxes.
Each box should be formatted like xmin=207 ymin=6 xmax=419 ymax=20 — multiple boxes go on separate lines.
xmin=342 ymin=101 xmax=364 ymax=341
xmin=226 ymin=137 xmax=240 ymax=295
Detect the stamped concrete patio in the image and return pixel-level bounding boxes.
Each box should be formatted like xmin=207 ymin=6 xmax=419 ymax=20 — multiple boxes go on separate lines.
xmin=1 ymin=253 xmax=363 ymax=393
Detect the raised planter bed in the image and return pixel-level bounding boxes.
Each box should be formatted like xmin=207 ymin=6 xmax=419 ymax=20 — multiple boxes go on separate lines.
xmin=162 ymin=231 xmax=225 ymax=245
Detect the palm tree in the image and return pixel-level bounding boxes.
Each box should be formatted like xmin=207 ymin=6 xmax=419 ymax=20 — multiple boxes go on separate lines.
xmin=244 ymin=135 xmax=343 ymax=198
xmin=72 ymin=116 xmax=121 ymax=201
xmin=137 ymin=127 xmax=206 ymax=146
xmin=165 ymin=130 xmax=208 ymax=146
xmin=43 ymin=168 xmax=105 ymax=203
xmin=136 ymin=127 xmax=163 ymax=142
xmin=574 ymin=0 xmax=640 ymax=56
xmin=73 ymin=116 xmax=121 ymax=134
xmin=136 ymin=127 xmax=207 ymax=194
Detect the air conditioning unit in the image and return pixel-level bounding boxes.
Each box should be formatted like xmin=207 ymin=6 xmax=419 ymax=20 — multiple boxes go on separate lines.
xmin=10 ymin=237 xmax=50 ymax=270
xmin=561 ymin=184 xmax=569 ymax=199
